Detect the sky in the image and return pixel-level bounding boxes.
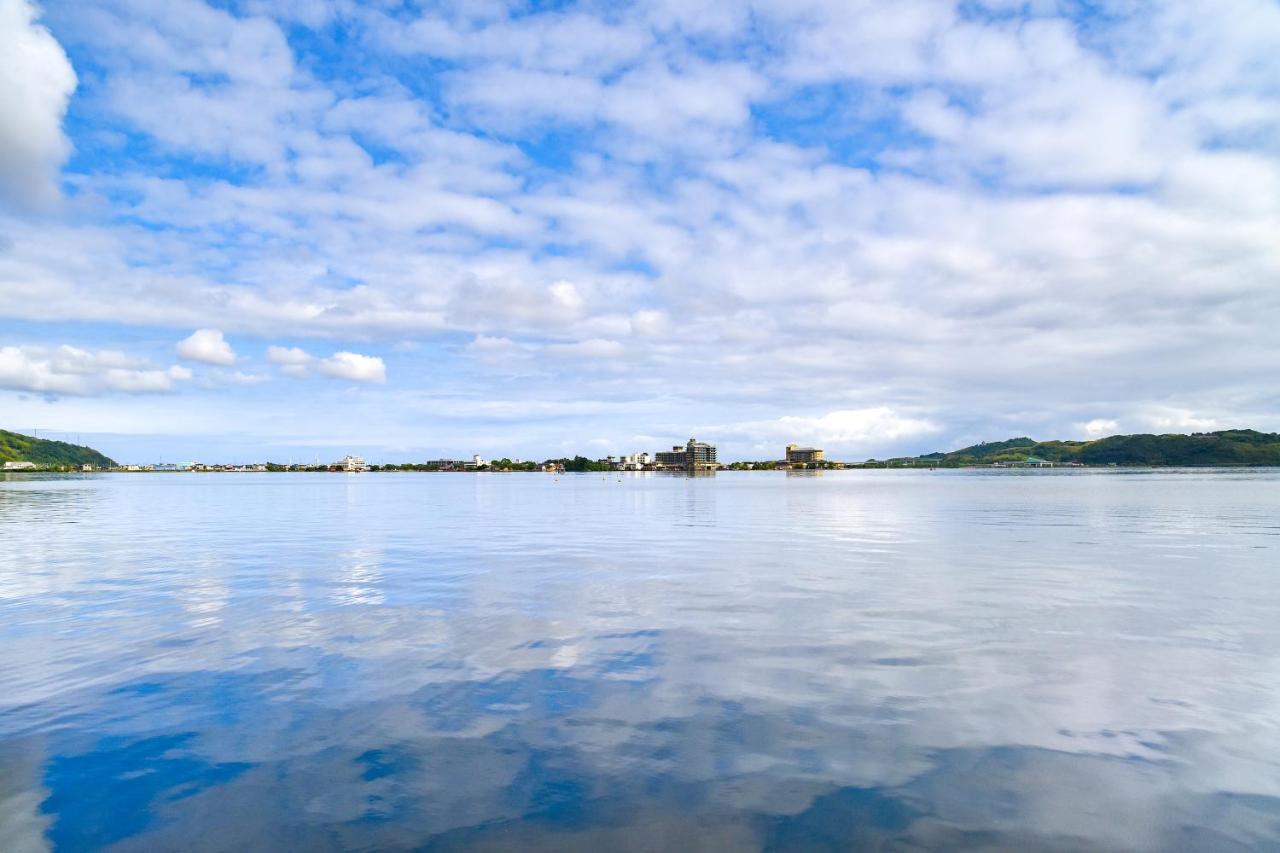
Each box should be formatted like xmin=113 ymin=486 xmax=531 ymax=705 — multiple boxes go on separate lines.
xmin=0 ymin=0 xmax=1278 ymax=464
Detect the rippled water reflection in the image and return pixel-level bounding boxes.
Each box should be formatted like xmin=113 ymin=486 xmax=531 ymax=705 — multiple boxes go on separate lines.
xmin=2 ymin=470 xmax=1279 ymax=851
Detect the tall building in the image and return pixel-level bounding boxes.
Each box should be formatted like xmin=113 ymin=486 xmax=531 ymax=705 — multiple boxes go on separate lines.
xmin=785 ymin=444 xmax=824 ymax=465
xmin=656 ymin=438 xmax=717 ymax=471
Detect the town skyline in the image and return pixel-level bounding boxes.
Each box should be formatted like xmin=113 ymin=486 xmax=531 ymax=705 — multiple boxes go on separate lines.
xmin=3 ymin=0 xmax=1278 ymax=466
xmin=9 ymin=424 xmax=1280 ymax=471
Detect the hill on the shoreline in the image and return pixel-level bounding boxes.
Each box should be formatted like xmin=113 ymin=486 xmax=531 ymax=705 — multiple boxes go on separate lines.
xmin=0 ymin=429 xmax=117 ymax=468
xmin=889 ymin=429 xmax=1280 ymax=467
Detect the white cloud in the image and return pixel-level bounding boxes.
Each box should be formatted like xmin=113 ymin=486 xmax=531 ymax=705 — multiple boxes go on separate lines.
xmin=1140 ymin=408 xmax=1219 ymax=434
xmin=105 ymin=364 xmax=192 ymax=393
xmin=176 ymin=328 xmax=236 ymax=365
xmin=315 ymin=351 xmax=386 ymax=384
xmin=466 ymin=335 xmax=520 ymax=354
xmin=208 ymin=369 xmax=270 ymax=386
xmin=548 ymin=281 xmax=584 ymax=313
xmin=0 ymin=0 xmax=77 ymax=210
xmin=630 ymin=309 xmax=668 ymax=337
xmin=1081 ymin=419 xmax=1120 ymax=438
xmin=546 ymin=338 xmax=624 ymax=359
xmin=781 ymin=408 xmax=940 ymax=444
xmin=717 ymin=408 xmax=941 ymax=456
xmin=0 ymin=345 xmax=192 ymax=395
xmin=266 ymin=345 xmax=312 ymax=365
xmin=267 ymin=345 xmax=385 ymax=384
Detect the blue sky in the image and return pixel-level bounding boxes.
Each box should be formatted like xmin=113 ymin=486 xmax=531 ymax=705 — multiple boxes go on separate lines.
xmin=1 ymin=0 xmax=1278 ymax=463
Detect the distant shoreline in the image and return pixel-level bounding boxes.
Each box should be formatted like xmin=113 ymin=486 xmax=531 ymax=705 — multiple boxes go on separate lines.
xmin=8 ymin=464 xmax=1280 ymax=476
xmin=6 ymin=429 xmax=1279 ymax=473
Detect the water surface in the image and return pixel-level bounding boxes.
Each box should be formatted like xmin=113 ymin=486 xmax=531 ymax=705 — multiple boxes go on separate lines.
xmin=2 ymin=470 xmax=1279 ymax=851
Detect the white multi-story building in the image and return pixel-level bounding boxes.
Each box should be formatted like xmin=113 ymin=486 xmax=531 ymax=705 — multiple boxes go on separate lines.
xmin=338 ymin=455 xmax=367 ymax=472
xmin=616 ymin=452 xmax=652 ymax=471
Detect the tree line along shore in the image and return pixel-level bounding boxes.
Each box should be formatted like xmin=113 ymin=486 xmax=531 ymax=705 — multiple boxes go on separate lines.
xmin=4 ymin=429 xmax=1280 ymax=472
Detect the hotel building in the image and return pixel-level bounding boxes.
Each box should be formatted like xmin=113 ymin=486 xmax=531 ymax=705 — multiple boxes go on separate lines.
xmin=656 ymin=438 xmax=718 ymax=471
xmin=785 ymin=444 xmax=825 ymax=465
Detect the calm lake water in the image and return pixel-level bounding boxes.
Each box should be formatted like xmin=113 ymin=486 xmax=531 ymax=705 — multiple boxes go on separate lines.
xmin=1 ymin=470 xmax=1279 ymax=852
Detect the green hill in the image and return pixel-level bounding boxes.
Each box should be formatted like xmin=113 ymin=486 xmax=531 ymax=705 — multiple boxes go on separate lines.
xmin=889 ymin=430 xmax=1280 ymax=467
xmin=0 ymin=429 xmax=116 ymax=469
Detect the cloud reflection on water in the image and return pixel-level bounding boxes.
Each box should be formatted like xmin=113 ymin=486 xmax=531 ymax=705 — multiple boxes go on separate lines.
xmin=0 ymin=471 xmax=1278 ymax=850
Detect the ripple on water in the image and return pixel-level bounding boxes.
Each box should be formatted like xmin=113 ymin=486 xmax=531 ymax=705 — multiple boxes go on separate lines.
xmin=1 ymin=470 xmax=1279 ymax=851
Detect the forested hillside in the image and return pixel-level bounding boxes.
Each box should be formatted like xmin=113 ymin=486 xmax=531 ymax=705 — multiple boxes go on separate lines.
xmin=890 ymin=430 xmax=1280 ymax=467
xmin=0 ymin=430 xmax=116 ymax=468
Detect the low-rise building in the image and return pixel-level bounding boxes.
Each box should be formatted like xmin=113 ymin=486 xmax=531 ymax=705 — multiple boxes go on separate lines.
xmin=615 ymin=452 xmax=652 ymax=471
xmin=337 ymin=455 xmax=367 ymax=472
xmin=3 ymin=461 xmax=36 ymax=470
xmin=785 ymin=444 xmax=824 ymax=465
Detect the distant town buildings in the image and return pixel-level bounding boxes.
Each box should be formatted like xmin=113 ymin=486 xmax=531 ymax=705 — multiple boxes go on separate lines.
xmin=656 ymin=438 xmax=718 ymax=472
xmin=785 ymin=444 xmax=824 ymax=465
xmin=616 ymin=452 xmax=652 ymax=471
xmin=338 ymin=455 xmax=367 ymax=472
xmin=1 ymin=436 xmax=755 ymax=475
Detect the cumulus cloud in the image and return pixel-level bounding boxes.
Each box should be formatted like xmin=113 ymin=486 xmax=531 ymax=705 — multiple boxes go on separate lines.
xmin=267 ymin=345 xmax=385 ymax=384
xmin=446 ymin=280 xmax=589 ymax=332
xmin=265 ymin=345 xmax=311 ymax=365
xmin=176 ymin=329 xmax=236 ymax=365
xmin=466 ymin=335 xmax=520 ymax=354
xmin=317 ymin=351 xmax=386 ymax=383
xmin=780 ymin=408 xmax=937 ymax=442
xmin=1139 ymin=408 xmax=1219 ymax=434
xmin=716 ymin=408 xmax=941 ymax=457
xmin=0 ymin=0 xmax=77 ymax=210
xmin=464 ymin=334 xmax=533 ymax=363
xmin=0 ymin=345 xmax=192 ymax=395
xmin=1081 ymin=419 xmax=1120 ymax=438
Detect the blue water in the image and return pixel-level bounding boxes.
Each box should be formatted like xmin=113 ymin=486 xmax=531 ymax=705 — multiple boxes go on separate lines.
xmin=2 ymin=470 xmax=1279 ymax=851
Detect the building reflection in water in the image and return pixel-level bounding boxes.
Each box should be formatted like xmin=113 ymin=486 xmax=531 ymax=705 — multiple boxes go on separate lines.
xmin=1 ymin=471 xmax=1279 ymax=850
